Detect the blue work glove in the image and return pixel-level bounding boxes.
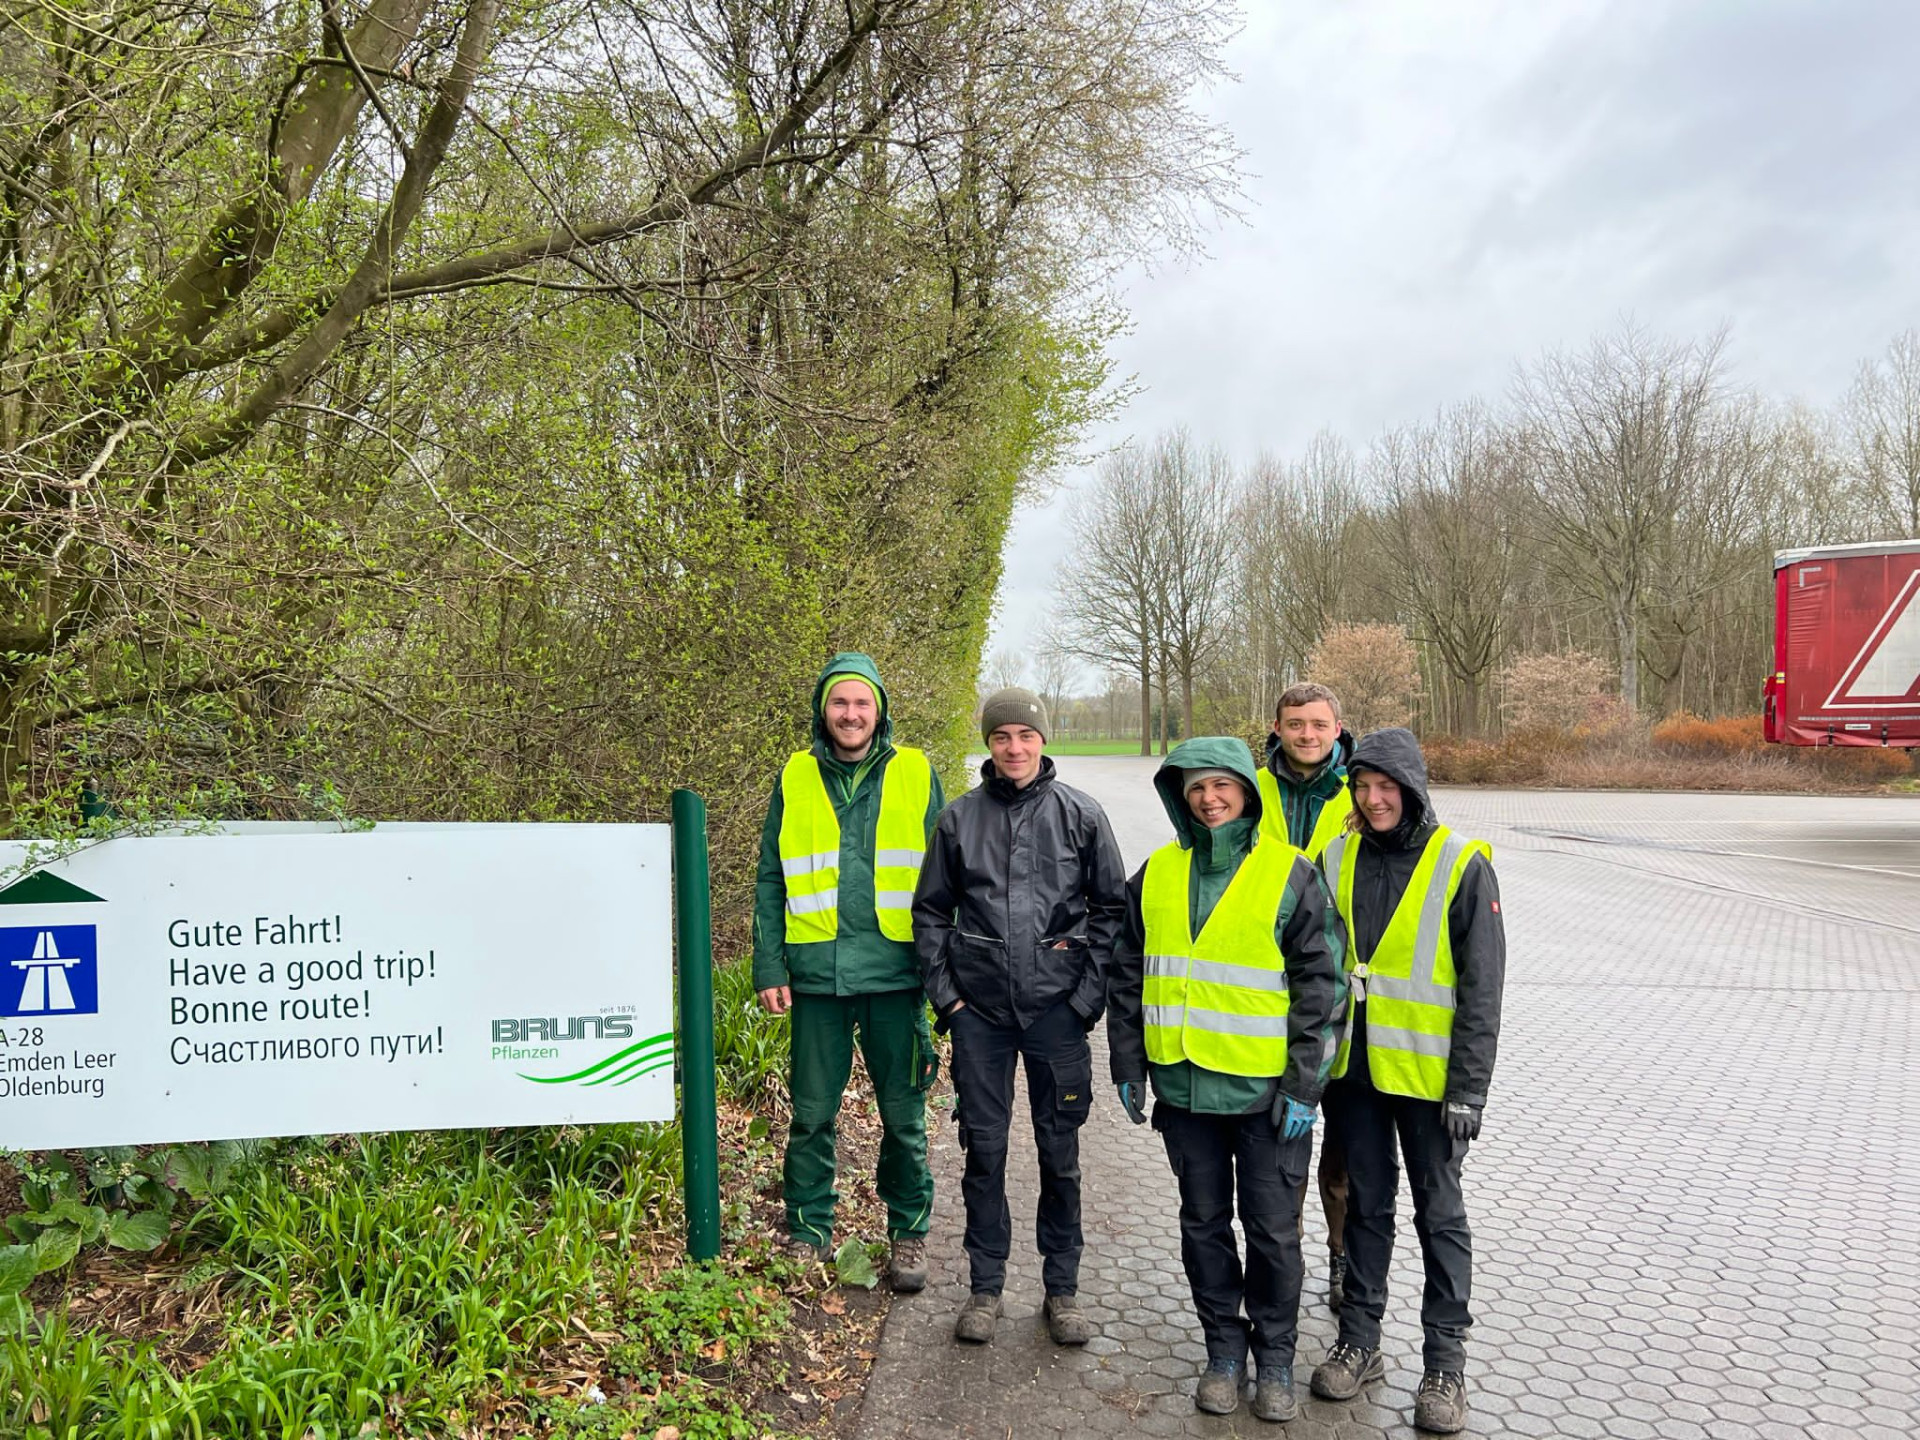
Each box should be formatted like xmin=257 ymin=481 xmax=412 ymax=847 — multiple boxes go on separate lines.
xmin=1444 ymin=1101 xmax=1482 ymax=1142
xmin=1116 ymin=1081 xmax=1147 ymax=1125
xmin=1272 ymin=1092 xmax=1316 ymax=1140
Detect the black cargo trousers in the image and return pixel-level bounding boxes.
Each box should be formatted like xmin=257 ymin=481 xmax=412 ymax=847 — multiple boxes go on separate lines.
xmin=1157 ymin=1101 xmax=1311 ymax=1375
xmin=948 ymin=999 xmax=1093 ymax=1297
xmin=1324 ymin=1073 xmax=1473 ymax=1372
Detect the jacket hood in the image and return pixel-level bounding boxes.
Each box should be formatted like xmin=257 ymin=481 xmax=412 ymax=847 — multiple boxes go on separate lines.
xmin=1154 ymin=737 xmax=1263 ymax=847
xmin=1346 ymin=727 xmax=1434 ymax=842
xmin=811 ymin=651 xmax=892 ymax=752
xmin=1263 ymin=725 xmax=1355 ymax=785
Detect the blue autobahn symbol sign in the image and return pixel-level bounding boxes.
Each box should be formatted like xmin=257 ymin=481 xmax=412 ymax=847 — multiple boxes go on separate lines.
xmin=1 ymin=925 xmax=100 ymax=1018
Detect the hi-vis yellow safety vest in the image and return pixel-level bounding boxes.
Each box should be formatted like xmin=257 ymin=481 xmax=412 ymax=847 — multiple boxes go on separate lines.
xmin=777 ymin=747 xmax=931 ymax=945
xmin=1321 ymin=826 xmax=1491 ymax=1101
xmin=1141 ymin=837 xmax=1299 ymax=1077
xmin=1255 ymin=769 xmax=1353 ymax=859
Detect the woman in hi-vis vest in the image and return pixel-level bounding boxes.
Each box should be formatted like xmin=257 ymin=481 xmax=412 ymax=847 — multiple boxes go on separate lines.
xmin=1105 ymin=736 xmax=1346 ymax=1425
xmin=1308 ymin=727 xmax=1506 ymax=1437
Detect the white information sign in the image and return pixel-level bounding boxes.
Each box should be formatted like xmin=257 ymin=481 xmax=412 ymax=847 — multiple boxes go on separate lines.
xmin=0 ymin=825 xmax=675 ymax=1150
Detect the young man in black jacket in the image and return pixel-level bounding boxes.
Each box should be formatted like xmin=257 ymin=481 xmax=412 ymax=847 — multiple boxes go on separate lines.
xmin=1307 ymin=728 xmax=1504 ymax=1436
xmin=912 ymin=687 xmax=1128 ymax=1347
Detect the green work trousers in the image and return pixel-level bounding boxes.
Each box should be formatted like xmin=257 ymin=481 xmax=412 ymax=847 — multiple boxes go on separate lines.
xmin=785 ymin=987 xmax=937 ymax=1245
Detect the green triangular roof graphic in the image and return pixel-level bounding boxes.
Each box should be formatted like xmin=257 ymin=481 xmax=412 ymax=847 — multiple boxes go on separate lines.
xmin=0 ymin=870 xmax=106 ymax=906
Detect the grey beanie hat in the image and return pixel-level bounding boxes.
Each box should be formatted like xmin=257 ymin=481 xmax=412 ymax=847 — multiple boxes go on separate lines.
xmin=1181 ymin=767 xmax=1239 ymax=795
xmin=980 ymin=686 xmax=1050 ymax=743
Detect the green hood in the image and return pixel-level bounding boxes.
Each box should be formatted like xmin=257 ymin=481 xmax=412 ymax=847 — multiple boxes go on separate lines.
xmin=1153 ymin=736 xmax=1264 ymax=848
xmin=810 ymin=651 xmax=893 ymax=753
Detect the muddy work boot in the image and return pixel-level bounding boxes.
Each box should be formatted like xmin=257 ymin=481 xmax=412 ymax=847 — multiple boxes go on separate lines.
xmin=1413 ymin=1370 xmax=1468 ymax=1433
xmin=1310 ymin=1340 xmax=1385 ymax=1400
xmin=888 ymin=1238 xmax=927 ymax=1293
xmin=1327 ymin=1251 xmax=1346 ymax=1312
xmin=783 ymin=1234 xmax=830 ymax=1266
xmin=1043 ymin=1294 xmax=1092 ymax=1345
xmin=1194 ymin=1357 xmax=1245 ymax=1416
xmin=1251 ymin=1374 xmax=1298 ymax=1424
xmin=953 ymin=1292 xmax=1002 ymax=1344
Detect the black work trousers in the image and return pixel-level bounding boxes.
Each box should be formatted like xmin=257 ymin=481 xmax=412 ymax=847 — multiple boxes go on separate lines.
xmin=1156 ymin=1102 xmax=1310 ymax=1375
xmin=949 ymin=1000 xmax=1092 ymax=1296
xmin=1325 ymin=1074 xmax=1472 ymax=1371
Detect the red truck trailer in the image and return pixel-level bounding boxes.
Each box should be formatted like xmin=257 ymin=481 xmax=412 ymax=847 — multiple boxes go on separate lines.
xmin=1765 ymin=539 xmax=1920 ymax=746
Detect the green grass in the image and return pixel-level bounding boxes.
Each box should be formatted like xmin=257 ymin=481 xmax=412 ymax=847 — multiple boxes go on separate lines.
xmin=1 ymin=958 xmax=801 ymax=1440
xmin=1042 ymin=738 xmax=1154 ymax=756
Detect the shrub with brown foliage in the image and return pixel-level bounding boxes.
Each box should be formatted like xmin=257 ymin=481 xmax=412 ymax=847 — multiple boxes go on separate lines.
xmin=1500 ymin=650 xmax=1612 ymax=735
xmin=1425 ymin=711 xmax=1914 ymax=792
xmin=1652 ymin=711 xmax=1767 ymax=756
xmin=1307 ymin=624 xmax=1422 ymax=733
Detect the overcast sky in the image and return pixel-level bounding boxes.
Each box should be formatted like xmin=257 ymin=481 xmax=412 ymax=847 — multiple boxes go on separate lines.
xmin=986 ymin=0 xmax=1920 ymax=670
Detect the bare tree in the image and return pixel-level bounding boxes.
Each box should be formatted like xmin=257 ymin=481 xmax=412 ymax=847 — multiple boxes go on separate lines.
xmin=1369 ymin=403 xmax=1516 ymax=734
xmin=1054 ymin=448 xmax=1163 ymax=753
xmin=1030 ymin=633 xmax=1079 ymax=732
xmin=983 ymin=649 xmax=1027 ymax=692
xmin=1844 ymin=331 xmax=1920 ymax=536
xmin=1150 ymin=429 xmax=1236 ymax=737
xmin=1236 ymin=433 xmax=1365 ymax=682
xmin=1514 ymin=323 xmax=1728 ymax=710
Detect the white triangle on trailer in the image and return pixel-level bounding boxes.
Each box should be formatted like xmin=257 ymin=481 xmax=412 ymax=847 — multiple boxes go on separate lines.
xmin=1825 ymin=569 xmax=1920 ymax=709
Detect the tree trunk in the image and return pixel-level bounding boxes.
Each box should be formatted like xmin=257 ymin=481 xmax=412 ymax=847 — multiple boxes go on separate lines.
xmin=1137 ymin=645 xmax=1152 ymax=757
xmin=1614 ymin=605 xmax=1640 ymax=711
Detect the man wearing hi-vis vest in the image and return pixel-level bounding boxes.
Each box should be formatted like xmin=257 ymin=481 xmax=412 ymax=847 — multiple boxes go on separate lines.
xmin=1106 ymin=736 xmax=1345 ymax=1424
xmin=1257 ymin=680 xmax=1358 ymax=1317
xmin=753 ymin=652 xmax=945 ymax=1293
xmin=1307 ymin=727 xmax=1505 ymax=1437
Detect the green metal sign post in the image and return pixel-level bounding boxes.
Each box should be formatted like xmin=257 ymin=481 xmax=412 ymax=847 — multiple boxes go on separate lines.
xmin=672 ymin=789 xmax=721 ymax=1261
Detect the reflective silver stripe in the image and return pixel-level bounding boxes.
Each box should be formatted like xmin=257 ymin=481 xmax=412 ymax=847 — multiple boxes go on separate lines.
xmin=1366 ymin=972 xmax=1455 ymax=1007
xmin=1145 ymin=955 xmax=1285 ymax=991
xmin=781 ymin=850 xmax=839 ymax=879
xmin=874 ymin=890 xmax=917 ymax=911
xmin=1410 ymin=833 xmax=1470 ymax=987
xmin=1321 ymin=834 xmax=1350 ymax=890
xmin=1367 ymin=1024 xmax=1451 ymax=1059
xmin=873 ymin=848 xmax=925 ymax=869
xmin=1187 ymin=958 xmax=1287 ymax=993
xmin=1143 ymin=1004 xmax=1288 ymax=1038
xmin=785 ymin=889 xmax=838 ymax=915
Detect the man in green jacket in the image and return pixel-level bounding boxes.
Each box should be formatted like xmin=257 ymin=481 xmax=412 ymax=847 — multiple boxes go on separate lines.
xmin=753 ymin=652 xmax=945 ymax=1290
xmin=1258 ymin=680 xmax=1357 ymax=1312
xmin=1108 ymin=736 xmax=1346 ymax=1423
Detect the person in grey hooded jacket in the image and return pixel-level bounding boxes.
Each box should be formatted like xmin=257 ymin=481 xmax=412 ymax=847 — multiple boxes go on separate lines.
xmin=1307 ymin=728 xmax=1504 ymax=1436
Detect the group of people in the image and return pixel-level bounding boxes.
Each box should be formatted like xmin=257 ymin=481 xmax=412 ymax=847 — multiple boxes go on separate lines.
xmin=752 ymin=653 xmax=1506 ymax=1433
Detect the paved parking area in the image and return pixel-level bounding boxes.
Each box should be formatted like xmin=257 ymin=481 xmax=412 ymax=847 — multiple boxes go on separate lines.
xmin=853 ymin=761 xmax=1920 ymax=1439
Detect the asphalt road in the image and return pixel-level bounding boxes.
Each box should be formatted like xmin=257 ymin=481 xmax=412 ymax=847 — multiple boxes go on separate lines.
xmin=857 ymin=757 xmax=1920 ymax=1439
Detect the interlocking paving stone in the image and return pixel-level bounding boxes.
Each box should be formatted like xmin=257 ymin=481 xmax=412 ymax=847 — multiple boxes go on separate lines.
xmin=849 ymin=767 xmax=1920 ymax=1438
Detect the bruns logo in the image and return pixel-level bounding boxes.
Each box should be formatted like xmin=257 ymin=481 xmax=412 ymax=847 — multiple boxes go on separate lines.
xmin=491 ymin=1015 xmax=635 ymax=1043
